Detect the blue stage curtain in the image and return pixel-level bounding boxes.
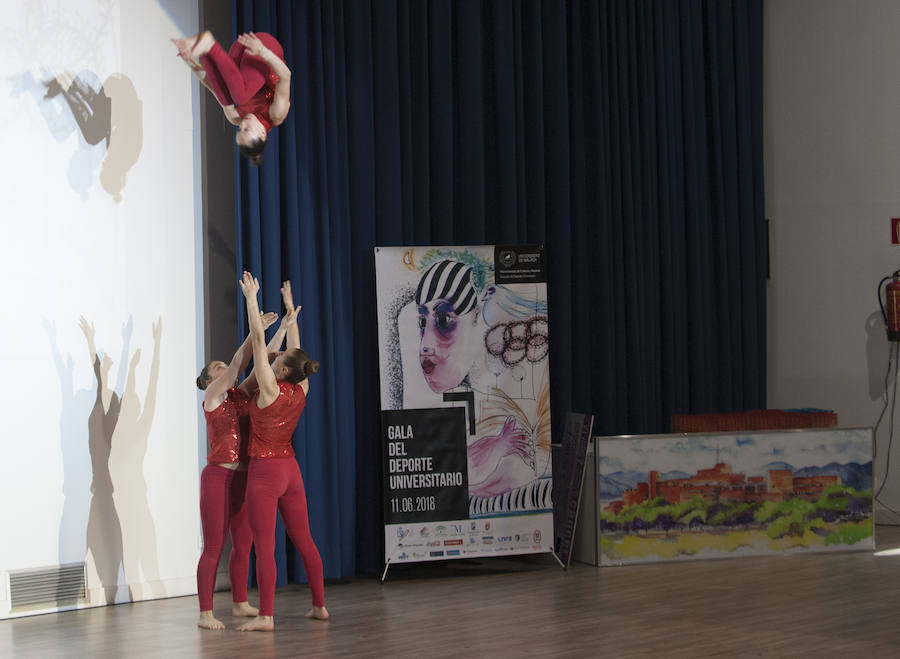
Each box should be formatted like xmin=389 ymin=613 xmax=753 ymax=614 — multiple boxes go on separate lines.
xmin=232 ymin=0 xmax=765 ymax=578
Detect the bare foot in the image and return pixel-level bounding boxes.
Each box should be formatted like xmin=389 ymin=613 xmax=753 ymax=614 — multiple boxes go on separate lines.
xmin=192 ymin=30 xmax=215 ymax=58
xmin=237 ymin=615 xmax=274 ymax=632
xmin=171 ymin=37 xmax=191 ymax=60
xmin=305 ymin=606 xmax=330 ymax=620
xmin=232 ymin=601 xmax=259 ymax=617
xmin=197 ymin=610 xmax=225 ymax=630
xmin=171 ymin=36 xmax=204 ymax=71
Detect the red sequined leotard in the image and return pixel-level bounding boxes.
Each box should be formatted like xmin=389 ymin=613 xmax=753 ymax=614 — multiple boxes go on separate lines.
xmin=203 ymin=388 xmax=251 ymax=464
xmin=235 ymin=67 xmax=278 ymax=132
xmin=248 ymin=381 xmax=306 ymax=458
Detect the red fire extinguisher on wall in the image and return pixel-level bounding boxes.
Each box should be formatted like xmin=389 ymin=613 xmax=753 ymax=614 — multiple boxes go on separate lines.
xmin=879 ymin=271 xmax=900 ymax=341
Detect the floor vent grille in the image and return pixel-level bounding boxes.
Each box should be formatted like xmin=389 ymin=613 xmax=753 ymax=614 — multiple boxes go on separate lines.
xmin=9 ymin=563 xmax=87 ymax=608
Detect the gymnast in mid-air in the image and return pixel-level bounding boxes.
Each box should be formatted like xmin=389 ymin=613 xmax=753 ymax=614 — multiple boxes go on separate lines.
xmin=172 ymin=29 xmax=290 ymax=165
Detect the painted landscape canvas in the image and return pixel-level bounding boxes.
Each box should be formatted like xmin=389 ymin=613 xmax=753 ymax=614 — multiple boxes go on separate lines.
xmin=596 ymin=428 xmax=873 ymax=566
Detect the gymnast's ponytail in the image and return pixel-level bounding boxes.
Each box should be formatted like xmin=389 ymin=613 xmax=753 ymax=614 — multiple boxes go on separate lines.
xmin=282 ymin=348 xmax=319 ymax=384
xmin=196 ymin=363 xmax=212 ymax=390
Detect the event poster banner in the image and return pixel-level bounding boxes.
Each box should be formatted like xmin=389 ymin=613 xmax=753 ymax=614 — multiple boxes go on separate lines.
xmin=375 ymin=245 xmax=554 ymax=564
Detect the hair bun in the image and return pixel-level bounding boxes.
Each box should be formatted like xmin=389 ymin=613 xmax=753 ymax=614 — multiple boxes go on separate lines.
xmin=306 ymin=359 xmax=320 ymax=376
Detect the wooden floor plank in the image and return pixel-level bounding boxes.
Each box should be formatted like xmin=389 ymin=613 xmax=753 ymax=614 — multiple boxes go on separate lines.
xmin=4 ymin=526 xmax=900 ymax=658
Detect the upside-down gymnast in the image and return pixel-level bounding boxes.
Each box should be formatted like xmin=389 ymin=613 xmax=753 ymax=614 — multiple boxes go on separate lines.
xmin=194 ymin=306 xmax=297 ymax=630
xmin=236 ymin=273 xmax=328 ymax=632
xmin=171 ymin=30 xmax=290 ymax=165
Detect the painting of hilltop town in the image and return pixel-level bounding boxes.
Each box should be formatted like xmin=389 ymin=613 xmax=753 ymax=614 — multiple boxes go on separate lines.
xmin=596 ymin=428 xmax=873 ymax=566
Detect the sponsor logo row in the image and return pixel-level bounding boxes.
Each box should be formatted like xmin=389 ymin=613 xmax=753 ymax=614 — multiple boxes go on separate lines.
xmin=398 ymin=544 xmax=547 ymax=562
xmin=396 ymin=524 xmax=543 ymax=545
xmin=392 ymin=528 xmax=545 ymax=561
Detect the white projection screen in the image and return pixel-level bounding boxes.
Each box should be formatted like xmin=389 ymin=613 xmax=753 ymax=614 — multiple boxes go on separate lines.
xmin=0 ymin=1 xmax=204 ymax=617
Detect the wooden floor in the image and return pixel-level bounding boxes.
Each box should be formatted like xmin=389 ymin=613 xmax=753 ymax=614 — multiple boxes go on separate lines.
xmin=5 ymin=526 xmax=900 ymax=658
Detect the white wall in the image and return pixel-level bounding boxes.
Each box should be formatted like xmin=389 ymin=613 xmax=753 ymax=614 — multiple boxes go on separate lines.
xmin=0 ymin=0 xmax=202 ymax=616
xmin=765 ymin=0 xmax=900 ymax=516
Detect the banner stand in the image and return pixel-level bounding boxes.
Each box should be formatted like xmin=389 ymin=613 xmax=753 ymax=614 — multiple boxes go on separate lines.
xmin=376 ymin=245 xmax=556 ymax=574
xmin=550 ymin=551 xmax=566 ymax=569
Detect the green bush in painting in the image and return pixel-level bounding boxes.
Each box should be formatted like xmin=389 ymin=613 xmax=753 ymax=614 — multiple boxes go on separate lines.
xmin=601 ymin=483 xmax=872 ymax=542
xmin=766 ymin=512 xmax=806 ymax=539
xmin=825 ymin=518 xmax=873 ymax=546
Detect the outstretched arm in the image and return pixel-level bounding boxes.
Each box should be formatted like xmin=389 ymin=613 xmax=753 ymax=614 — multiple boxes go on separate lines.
xmin=138 ymin=317 xmax=163 ymax=428
xmin=239 ymin=272 xmax=279 ymax=407
xmin=236 ymin=32 xmax=291 ymax=125
xmin=265 ymin=301 xmax=297 ymax=354
xmin=79 ymin=317 xmax=105 ymax=407
xmin=280 ymin=280 xmax=301 ymax=349
xmin=207 ymin=312 xmax=277 ymax=407
xmin=237 ymin=311 xmax=281 ymax=396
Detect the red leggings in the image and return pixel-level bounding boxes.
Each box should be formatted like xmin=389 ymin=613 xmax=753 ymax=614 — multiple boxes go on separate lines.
xmin=200 ymin=32 xmax=283 ymax=108
xmin=247 ymin=457 xmax=324 ymax=615
xmin=196 ymin=464 xmax=252 ymax=611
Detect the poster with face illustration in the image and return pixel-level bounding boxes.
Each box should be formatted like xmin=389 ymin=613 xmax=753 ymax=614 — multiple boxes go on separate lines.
xmin=375 ymin=245 xmax=554 ymax=564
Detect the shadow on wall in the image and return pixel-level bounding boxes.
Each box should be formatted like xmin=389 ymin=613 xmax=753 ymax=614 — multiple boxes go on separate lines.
xmin=866 ymin=310 xmax=891 ymax=402
xmin=9 ymin=69 xmax=142 ymax=202
xmin=45 ymin=315 xmax=165 ymax=606
xmin=110 ymin=316 xmax=166 ymax=601
xmin=79 ymin=316 xmax=127 ymax=605
xmin=44 ymin=319 xmax=94 ymax=606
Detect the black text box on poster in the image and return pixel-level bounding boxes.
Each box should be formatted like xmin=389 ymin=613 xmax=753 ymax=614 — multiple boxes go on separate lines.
xmin=382 ymin=407 xmax=470 ymax=524
xmin=494 ymin=244 xmax=546 ymax=284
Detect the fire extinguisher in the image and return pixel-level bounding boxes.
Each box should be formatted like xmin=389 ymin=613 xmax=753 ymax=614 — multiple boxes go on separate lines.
xmin=879 ymin=270 xmax=900 ymax=341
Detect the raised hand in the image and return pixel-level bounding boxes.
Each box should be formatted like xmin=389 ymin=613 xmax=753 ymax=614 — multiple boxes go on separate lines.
xmin=152 ymin=316 xmax=162 ymax=343
xmin=236 ymin=32 xmax=266 ymax=57
xmin=239 ymin=271 xmax=260 ymax=300
xmin=281 ymin=280 xmax=295 ymax=309
xmin=280 ymin=280 xmax=302 ymax=348
xmin=260 ymin=311 xmax=279 ymax=331
xmin=282 ymin=304 xmax=300 ymax=328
